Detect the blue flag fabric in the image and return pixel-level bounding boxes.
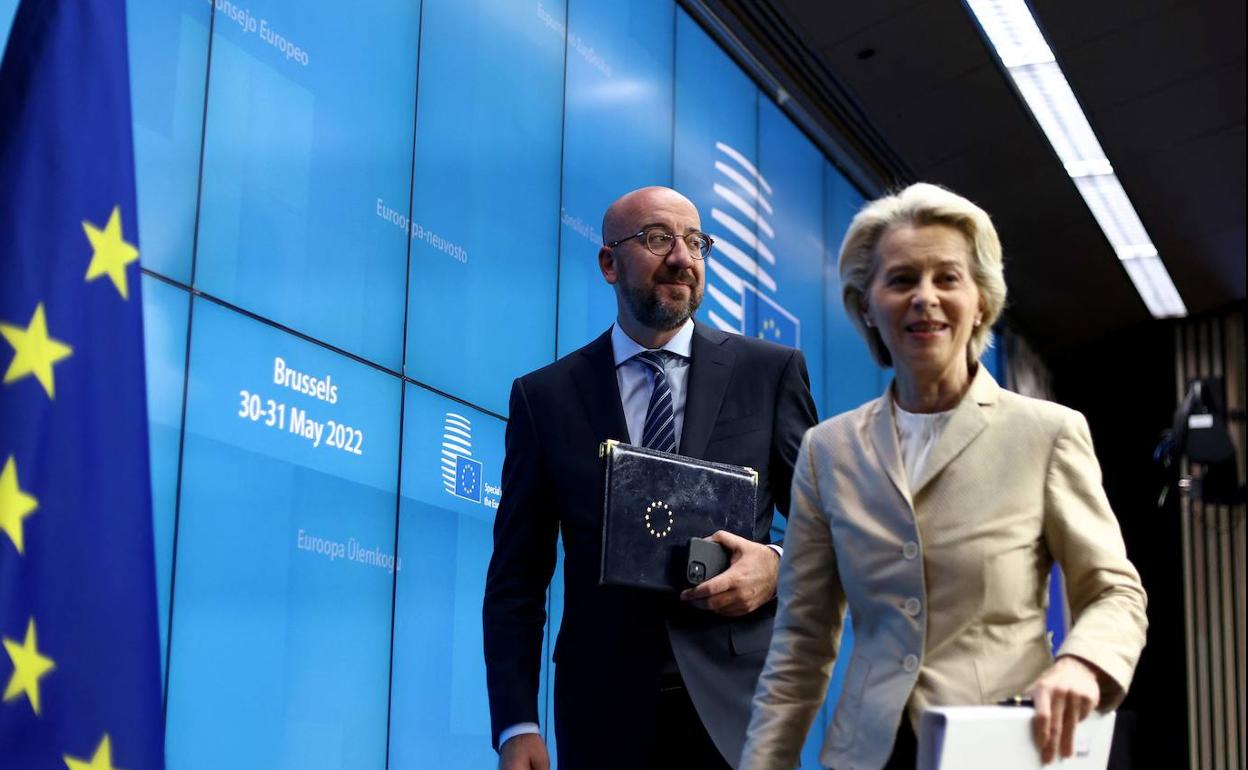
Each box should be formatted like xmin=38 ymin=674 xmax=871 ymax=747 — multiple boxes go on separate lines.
xmin=0 ymin=1 xmax=165 ymax=768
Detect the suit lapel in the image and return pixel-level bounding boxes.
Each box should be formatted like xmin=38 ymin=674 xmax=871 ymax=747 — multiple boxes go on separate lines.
xmin=679 ymin=324 xmax=735 ymax=458
xmin=570 ymin=329 xmax=630 ymax=443
xmin=909 ymin=365 xmax=999 ymax=496
xmin=867 ymin=394 xmax=911 ymax=506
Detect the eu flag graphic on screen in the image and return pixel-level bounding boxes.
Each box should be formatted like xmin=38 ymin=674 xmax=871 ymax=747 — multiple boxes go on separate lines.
xmin=455 ymin=455 xmax=483 ymax=503
xmin=0 ymin=1 xmax=165 ymax=768
xmin=742 ymin=284 xmax=800 ymax=348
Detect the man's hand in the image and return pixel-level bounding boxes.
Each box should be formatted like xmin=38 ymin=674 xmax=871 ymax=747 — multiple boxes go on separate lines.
xmin=679 ymin=530 xmax=780 ymax=616
xmin=1024 ymin=655 xmax=1102 ymax=764
xmin=499 ymin=733 xmax=549 ymax=770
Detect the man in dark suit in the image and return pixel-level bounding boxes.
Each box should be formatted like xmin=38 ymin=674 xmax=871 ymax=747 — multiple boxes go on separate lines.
xmin=483 ymin=186 xmax=818 ymax=770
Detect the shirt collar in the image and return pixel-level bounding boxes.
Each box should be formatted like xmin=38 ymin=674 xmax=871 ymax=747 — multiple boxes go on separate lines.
xmin=611 ymin=318 xmax=695 ymax=367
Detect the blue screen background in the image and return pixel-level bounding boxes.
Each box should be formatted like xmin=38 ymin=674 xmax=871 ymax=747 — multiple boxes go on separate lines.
xmin=0 ymin=0 xmax=18 ymax=60
xmin=403 ymin=0 xmax=566 ymax=413
xmin=165 ymin=299 xmax=402 ymax=769
xmin=0 ymin=1 xmax=920 ymax=767
xmin=555 ymin=0 xmax=676 ymax=358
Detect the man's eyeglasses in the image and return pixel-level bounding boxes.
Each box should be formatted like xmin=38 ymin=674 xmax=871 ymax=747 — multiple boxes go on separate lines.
xmin=606 ymin=227 xmax=714 ymax=260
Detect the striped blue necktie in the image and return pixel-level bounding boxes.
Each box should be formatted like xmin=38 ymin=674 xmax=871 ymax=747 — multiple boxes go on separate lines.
xmin=635 ymin=350 xmax=678 ymax=453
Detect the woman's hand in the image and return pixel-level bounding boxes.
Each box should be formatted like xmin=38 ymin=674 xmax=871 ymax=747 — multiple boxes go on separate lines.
xmin=1024 ymin=655 xmax=1102 ymax=764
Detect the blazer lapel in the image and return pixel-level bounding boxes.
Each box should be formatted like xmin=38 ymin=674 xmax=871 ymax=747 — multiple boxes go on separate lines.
xmin=867 ymin=393 xmax=911 ymax=506
xmin=570 ymin=329 xmax=630 ymax=443
xmin=679 ymin=324 xmax=735 ymax=458
xmin=909 ymin=366 xmax=999 ymax=496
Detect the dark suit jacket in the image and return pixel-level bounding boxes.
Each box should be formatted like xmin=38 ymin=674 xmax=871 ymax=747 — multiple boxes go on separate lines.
xmin=483 ymin=323 xmax=818 ymax=769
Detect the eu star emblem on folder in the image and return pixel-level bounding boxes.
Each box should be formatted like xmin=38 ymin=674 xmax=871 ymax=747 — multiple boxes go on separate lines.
xmin=599 ymin=440 xmax=758 ymax=592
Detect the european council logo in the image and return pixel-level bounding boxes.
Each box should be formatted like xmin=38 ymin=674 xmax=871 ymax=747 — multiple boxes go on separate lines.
xmin=703 ymin=141 xmax=802 ymax=346
xmin=441 ymin=412 xmax=483 ymax=504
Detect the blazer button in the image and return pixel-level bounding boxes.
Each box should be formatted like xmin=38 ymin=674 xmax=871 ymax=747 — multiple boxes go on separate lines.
xmin=904 ymin=597 xmax=922 ymax=616
xmin=902 ymin=541 xmax=919 ymax=560
xmin=903 ymin=654 xmax=919 ymax=673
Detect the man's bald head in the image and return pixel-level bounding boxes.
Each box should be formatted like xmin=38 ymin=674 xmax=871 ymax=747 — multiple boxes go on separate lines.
xmin=597 ymin=186 xmax=705 ymax=342
xmin=601 ymin=186 xmax=698 ymax=245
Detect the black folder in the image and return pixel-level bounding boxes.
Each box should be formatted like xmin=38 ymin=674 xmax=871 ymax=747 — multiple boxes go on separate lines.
xmin=598 ymin=440 xmax=758 ymax=592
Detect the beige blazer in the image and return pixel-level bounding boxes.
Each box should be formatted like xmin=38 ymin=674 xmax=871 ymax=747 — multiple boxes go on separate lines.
xmin=740 ymin=367 xmax=1147 ymax=770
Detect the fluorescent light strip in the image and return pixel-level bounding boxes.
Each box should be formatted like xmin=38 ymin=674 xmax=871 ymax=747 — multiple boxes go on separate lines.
xmin=965 ymin=0 xmax=1186 ymax=317
xmin=964 ymin=0 xmax=1055 ymax=67
xmin=1072 ymin=175 xmax=1153 ymax=257
xmin=1122 ymin=255 xmax=1187 ymax=319
xmin=1006 ymin=62 xmax=1106 ymax=168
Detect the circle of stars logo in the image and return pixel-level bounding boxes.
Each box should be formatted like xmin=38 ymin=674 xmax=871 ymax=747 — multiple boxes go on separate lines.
xmin=643 ymin=500 xmax=674 ymax=538
xmin=758 ymin=317 xmax=782 ymax=341
xmin=460 ymin=462 xmax=478 ymax=497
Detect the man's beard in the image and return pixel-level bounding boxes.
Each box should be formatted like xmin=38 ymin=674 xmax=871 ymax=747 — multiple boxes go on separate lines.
xmin=620 ymin=272 xmax=703 ymax=331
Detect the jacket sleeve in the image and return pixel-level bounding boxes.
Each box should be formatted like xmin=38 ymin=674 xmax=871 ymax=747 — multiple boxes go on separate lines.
xmin=482 ymin=378 xmax=560 ymax=749
xmin=741 ymin=431 xmax=847 ymax=769
xmin=769 ymin=348 xmax=819 ymax=525
xmin=1045 ymin=410 xmax=1148 ymax=709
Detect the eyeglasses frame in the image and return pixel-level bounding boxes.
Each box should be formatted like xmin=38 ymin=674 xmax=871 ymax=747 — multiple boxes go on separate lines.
xmin=605 ymin=227 xmax=714 ymax=260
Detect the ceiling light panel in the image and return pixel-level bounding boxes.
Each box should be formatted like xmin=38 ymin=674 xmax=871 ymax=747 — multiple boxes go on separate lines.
xmin=1072 ymin=174 xmax=1155 ymax=259
xmin=964 ymin=0 xmax=1054 ymax=67
xmin=965 ymin=0 xmax=1186 ymax=318
xmin=1006 ymin=62 xmax=1107 ymax=171
xmin=1122 ymin=255 xmax=1189 ymax=318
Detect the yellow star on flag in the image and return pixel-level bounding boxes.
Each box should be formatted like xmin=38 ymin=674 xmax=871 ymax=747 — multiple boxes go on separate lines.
xmin=0 ymin=455 xmax=38 ymax=554
xmin=2 ymin=618 xmax=55 ymax=715
xmin=64 ymin=734 xmax=127 ymax=770
xmin=0 ymin=302 xmax=73 ymax=399
xmin=82 ymin=205 xmax=139 ymax=300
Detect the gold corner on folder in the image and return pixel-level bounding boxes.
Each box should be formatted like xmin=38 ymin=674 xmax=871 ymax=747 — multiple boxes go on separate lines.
xmin=599 ymin=438 xmax=619 ymax=458
xmin=745 ymin=466 xmax=759 ymax=484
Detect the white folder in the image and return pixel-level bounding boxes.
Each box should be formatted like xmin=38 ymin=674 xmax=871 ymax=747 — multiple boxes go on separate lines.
xmin=917 ymin=706 xmax=1116 ymax=770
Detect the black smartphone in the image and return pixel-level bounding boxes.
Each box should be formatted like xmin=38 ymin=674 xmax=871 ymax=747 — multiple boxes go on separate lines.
xmin=685 ymin=537 xmax=730 ymax=585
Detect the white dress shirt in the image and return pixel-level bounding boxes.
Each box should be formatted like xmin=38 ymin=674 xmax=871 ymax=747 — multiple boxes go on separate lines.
xmin=611 ymin=319 xmax=694 ymax=447
xmin=893 ymin=399 xmax=955 ymax=493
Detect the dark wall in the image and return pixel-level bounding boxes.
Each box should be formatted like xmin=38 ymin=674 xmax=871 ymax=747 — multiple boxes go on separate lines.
xmin=1050 ymin=319 xmax=1188 ymax=768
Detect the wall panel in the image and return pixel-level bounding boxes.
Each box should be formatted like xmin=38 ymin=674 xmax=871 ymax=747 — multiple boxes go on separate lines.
xmin=14 ymin=3 xmax=897 ymax=766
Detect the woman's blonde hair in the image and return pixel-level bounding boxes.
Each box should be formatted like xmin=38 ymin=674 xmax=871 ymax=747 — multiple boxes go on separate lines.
xmin=837 ymin=182 xmax=1006 ymax=367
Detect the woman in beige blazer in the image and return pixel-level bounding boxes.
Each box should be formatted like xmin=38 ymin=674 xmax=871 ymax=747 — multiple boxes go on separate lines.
xmin=740 ymin=183 xmax=1147 ymax=770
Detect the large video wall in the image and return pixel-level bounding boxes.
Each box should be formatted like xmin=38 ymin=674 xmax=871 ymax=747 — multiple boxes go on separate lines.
xmin=8 ymin=1 xmax=892 ymax=767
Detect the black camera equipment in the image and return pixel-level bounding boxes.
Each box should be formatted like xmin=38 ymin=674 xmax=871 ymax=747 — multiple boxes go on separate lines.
xmin=1155 ymin=377 xmax=1245 ymax=506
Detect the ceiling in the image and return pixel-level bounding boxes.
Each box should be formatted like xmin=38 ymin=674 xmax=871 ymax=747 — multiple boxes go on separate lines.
xmin=706 ymin=0 xmax=1245 ymax=358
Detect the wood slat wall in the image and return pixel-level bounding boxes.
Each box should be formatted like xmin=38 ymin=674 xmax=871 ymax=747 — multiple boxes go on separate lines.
xmin=1175 ymin=307 xmax=1246 ymax=770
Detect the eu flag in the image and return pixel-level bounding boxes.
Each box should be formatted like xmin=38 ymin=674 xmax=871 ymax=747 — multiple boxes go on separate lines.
xmin=741 ymin=284 xmax=801 ymax=348
xmin=455 ymin=455 xmax=483 ymax=503
xmin=0 ymin=1 xmax=165 ymax=768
